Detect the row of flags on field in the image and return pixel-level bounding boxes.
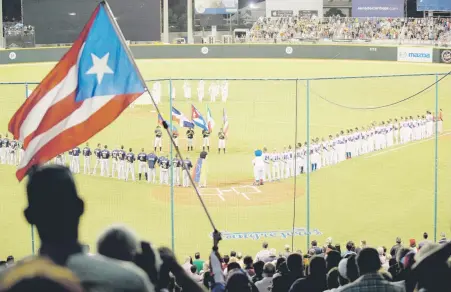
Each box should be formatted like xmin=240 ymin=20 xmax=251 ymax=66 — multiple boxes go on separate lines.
xmin=160 ymin=105 xmax=229 ymax=135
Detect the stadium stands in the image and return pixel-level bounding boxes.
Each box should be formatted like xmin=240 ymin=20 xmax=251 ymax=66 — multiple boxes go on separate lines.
xmin=0 ymin=164 xmax=449 ymax=292
xmin=249 ymin=16 xmax=451 ymax=46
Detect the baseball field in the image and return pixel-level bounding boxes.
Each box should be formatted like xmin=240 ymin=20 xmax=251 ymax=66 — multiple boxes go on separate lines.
xmin=0 ymin=58 xmax=450 ymax=259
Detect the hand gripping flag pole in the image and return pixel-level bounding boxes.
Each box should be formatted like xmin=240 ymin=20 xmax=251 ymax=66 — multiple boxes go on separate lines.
xmin=102 ymin=1 xmax=218 ymax=232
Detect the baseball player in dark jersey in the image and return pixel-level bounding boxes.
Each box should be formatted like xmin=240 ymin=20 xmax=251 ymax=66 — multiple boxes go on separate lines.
xmin=218 ymin=128 xmax=226 ymax=154
xmin=100 ymin=145 xmax=111 ymax=177
xmin=202 ymin=129 xmax=210 ymax=152
xmin=182 ymin=157 xmax=193 ymax=187
xmin=118 ymin=145 xmax=126 ymax=179
xmin=71 ymin=146 xmax=81 ymax=174
xmin=137 ymin=148 xmax=147 ymax=181
xmin=146 ymin=151 xmax=158 ymax=183
xmin=111 ymin=147 xmax=119 ymax=178
xmin=91 ymin=143 xmax=102 ymax=175
xmin=125 ymin=148 xmax=136 ymax=181
xmin=186 ymin=128 xmax=194 ymax=151
xmin=159 ymin=154 xmax=170 ymax=185
xmin=82 ymin=143 xmax=92 ymax=174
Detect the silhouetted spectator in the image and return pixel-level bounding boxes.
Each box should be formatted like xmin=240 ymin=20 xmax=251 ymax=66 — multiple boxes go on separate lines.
xmin=343 ymin=241 xmax=356 ymax=258
xmin=5 ymin=257 xmax=14 ymax=268
xmin=390 ymin=237 xmax=402 ymax=258
xmin=24 ymin=165 xmax=153 ymax=292
xmin=311 ymin=240 xmax=322 ymax=255
xmin=243 ymin=256 xmax=255 ymax=276
xmin=97 ymin=224 xmax=139 ymax=262
xmin=0 ymin=257 xmax=83 ymax=292
xmin=272 ymin=253 xmax=304 ymax=292
xmin=252 ymin=261 xmax=264 ymax=283
xmin=289 ymin=256 xmax=327 ymax=292
xmin=340 ymin=248 xmax=405 ymax=291
xmin=326 ymin=250 xmax=341 ymax=289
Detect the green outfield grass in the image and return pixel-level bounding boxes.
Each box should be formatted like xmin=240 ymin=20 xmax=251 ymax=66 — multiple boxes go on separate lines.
xmin=0 ymin=59 xmax=450 ymax=260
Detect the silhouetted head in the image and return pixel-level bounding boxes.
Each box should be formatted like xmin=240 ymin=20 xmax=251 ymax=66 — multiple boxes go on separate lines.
xmin=24 ymin=165 xmax=84 ymax=245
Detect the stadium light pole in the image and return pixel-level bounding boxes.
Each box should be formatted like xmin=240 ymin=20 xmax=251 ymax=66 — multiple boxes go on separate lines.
xmin=0 ymin=0 xmax=3 ymax=49
xmin=187 ymin=0 xmax=193 ymax=44
xmin=163 ymin=0 xmax=169 ymax=43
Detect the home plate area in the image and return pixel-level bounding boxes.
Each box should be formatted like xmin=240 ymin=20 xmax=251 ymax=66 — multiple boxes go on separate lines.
xmin=199 ymin=185 xmax=261 ymax=201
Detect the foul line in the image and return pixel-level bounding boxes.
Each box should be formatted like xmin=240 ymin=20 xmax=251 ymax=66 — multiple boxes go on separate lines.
xmin=365 ymin=131 xmax=450 ymax=159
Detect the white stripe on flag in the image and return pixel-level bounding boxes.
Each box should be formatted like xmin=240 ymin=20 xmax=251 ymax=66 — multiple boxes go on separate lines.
xmin=19 ymin=65 xmax=79 ymax=141
xmin=19 ymin=95 xmax=115 ymax=168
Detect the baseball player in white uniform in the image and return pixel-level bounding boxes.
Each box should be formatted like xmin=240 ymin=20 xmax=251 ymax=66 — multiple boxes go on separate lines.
xmin=271 ymin=149 xmax=280 ymax=181
xmin=183 ymin=80 xmax=191 ymax=99
xmin=221 ymin=80 xmax=229 ymax=102
xmin=262 ymin=147 xmax=272 ymax=182
xmin=198 ymin=80 xmax=204 ymax=102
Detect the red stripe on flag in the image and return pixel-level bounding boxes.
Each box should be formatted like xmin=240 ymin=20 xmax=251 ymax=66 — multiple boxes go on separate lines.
xmin=16 ymin=92 xmax=141 ymax=181
xmin=8 ymin=6 xmax=99 ymax=139
xmin=23 ymin=91 xmax=79 ymax=148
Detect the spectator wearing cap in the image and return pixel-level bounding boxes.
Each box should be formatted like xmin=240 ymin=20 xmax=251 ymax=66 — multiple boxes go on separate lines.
xmin=439 ymin=232 xmax=448 ymax=244
xmin=252 ymin=260 xmax=265 ymax=283
xmin=0 ymin=257 xmax=84 ymax=292
xmin=255 ymin=242 xmax=270 ymax=262
xmin=23 ymin=165 xmax=153 ymax=292
xmin=255 ymin=262 xmax=275 ymax=292
xmin=390 ymin=237 xmax=402 ymax=258
xmin=411 ymin=241 xmax=451 ymax=291
xmin=343 ymin=241 xmax=356 ymax=258
xmin=272 ymin=253 xmax=304 ymax=292
xmin=311 ymin=240 xmax=322 ymax=255
xmin=193 ymin=252 xmax=205 ymax=274
xmin=289 ymin=256 xmax=327 ymax=292
xmin=409 ymin=239 xmax=417 ymax=253
xmin=340 ymin=248 xmax=405 ymax=292
xmin=243 ymin=255 xmax=255 ymax=276
xmin=97 ymin=224 xmax=139 ymax=262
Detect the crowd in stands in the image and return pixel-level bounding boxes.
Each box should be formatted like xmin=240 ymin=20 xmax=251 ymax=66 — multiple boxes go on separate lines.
xmin=3 ymin=22 xmax=34 ymax=37
xmin=0 ymin=164 xmax=451 ymax=292
xmin=250 ymin=16 xmax=451 ymax=44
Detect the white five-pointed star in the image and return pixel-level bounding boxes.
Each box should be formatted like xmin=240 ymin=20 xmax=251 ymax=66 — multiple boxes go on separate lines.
xmin=86 ymin=53 xmax=114 ymax=84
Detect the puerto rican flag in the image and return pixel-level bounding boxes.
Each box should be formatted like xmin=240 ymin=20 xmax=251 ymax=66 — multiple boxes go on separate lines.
xmin=172 ymin=107 xmax=194 ymax=128
xmin=8 ymin=3 xmax=145 ymax=181
xmin=191 ymin=105 xmax=208 ymax=131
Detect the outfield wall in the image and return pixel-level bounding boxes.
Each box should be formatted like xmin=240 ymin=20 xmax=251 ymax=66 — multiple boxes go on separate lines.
xmin=0 ymin=45 xmax=449 ymax=64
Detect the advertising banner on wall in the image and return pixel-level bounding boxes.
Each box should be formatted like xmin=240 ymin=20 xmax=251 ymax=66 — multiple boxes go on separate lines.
xmin=270 ymin=10 xmax=294 ymax=17
xmin=417 ymin=0 xmax=451 ymax=11
xmin=397 ymin=47 xmax=433 ymax=63
xmin=195 ymin=0 xmax=238 ymax=14
xmin=266 ymin=0 xmax=323 ymax=18
xmin=352 ymin=0 xmax=404 ymax=17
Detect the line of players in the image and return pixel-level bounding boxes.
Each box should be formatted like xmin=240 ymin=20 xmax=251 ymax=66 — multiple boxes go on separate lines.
xmin=150 ymin=80 xmax=229 ymax=103
xmin=154 ymin=126 xmax=227 ymax=154
xmin=50 ymin=143 xmax=196 ymax=186
xmin=261 ymin=111 xmax=444 ymax=182
xmin=0 ymin=134 xmax=24 ymax=166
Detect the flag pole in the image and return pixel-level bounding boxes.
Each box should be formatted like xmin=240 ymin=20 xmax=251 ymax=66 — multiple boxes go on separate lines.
xmin=169 ymin=79 xmax=175 ymax=251
xmin=101 ymin=1 xmax=217 ymax=231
